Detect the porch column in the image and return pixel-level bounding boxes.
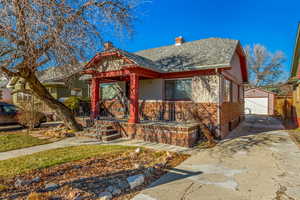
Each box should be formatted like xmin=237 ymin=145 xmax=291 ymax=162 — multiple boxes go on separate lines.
xmin=91 ymin=78 xmax=100 ymax=119
xmin=129 ymin=73 xmax=139 ymax=123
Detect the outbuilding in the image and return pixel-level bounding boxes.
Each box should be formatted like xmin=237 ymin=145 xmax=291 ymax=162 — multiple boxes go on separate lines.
xmin=245 ymin=88 xmax=275 ymax=115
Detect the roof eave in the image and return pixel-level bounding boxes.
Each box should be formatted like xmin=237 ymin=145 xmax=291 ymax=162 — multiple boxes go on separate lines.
xmin=291 ymin=23 xmax=300 ymax=78
xmin=235 ymin=42 xmax=248 ymax=83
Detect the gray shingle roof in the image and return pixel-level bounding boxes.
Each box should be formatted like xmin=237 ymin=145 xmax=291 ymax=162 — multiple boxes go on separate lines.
xmin=43 ymin=38 xmax=241 ymax=82
xmin=37 ymin=63 xmax=84 ymax=83
xmin=135 ymin=38 xmax=239 ymax=72
xmin=118 ymin=49 xmax=163 ymax=72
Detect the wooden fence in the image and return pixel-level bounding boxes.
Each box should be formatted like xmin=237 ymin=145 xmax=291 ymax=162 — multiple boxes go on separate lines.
xmin=274 ymin=96 xmax=293 ymax=121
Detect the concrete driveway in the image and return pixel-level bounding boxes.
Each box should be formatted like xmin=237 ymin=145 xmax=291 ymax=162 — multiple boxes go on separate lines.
xmin=133 ymin=115 xmax=300 ymax=200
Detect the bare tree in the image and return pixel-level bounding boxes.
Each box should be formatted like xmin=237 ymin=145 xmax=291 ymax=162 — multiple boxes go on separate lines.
xmin=0 ymin=0 xmax=138 ymax=131
xmin=245 ymin=44 xmax=286 ymax=86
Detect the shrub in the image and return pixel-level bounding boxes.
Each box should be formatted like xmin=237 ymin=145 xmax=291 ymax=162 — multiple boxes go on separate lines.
xmin=27 ymin=192 xmax=48 ymax=200
xmin=64 ymin=96 xmax=81 ymax=111
xmin=0 ymin=184 xmax=8 ymax=192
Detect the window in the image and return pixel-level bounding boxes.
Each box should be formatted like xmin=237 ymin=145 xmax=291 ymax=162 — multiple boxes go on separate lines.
xmin=47 ymin=87 xmax=56 ymax=93
xmin=165 ymin=79 xmax=192 ymax=101
xmin=239 ymin=86 xmax=244 ymax=102
xmin=101 ymin=83 xmax=119 ymax=100
xmin=237 ymin=85 xmax=240 ymax=102
xmin=71 ymin=88 xmax=82 ymax=97
xmin=224 ymin=79 xmax=232 ymax=102
xmin=16 ymin=93 xmax=32 ymax=102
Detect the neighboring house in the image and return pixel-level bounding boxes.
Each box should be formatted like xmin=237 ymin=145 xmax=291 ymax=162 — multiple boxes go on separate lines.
xmin=260 ymin=83 xmax=293 ymax=96
xmin=9 ymin=64 xmax=89 ymax=116
xmin=0 ymin=77 xmax=12 ymax=103
xmin=245 ymin=88 xmax=275 ymax=115
xmin=81 ymin=37 xmax=248 ymax=147
xmin=290 ymin=23 xmax=300 ymax=126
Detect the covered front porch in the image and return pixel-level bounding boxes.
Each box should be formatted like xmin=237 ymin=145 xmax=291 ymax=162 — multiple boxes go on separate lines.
xmin=88 ymin=68 xmax=159 ymax=124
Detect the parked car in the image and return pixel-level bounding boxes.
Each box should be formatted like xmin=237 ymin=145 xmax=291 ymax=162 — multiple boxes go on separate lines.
xmin=0 ymin=102 xmax=46 ymax=127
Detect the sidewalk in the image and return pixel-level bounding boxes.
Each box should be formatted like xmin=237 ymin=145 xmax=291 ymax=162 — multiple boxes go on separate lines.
xmin=0 ymin=137 xmax=101 ymax=160
xmin=0 ymin=136 xmax=192 ymax=161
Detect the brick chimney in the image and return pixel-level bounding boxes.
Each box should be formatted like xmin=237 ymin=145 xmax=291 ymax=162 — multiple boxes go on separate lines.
xmin=104 ymin=41 xmax=113 ymax=50
xmin=175 ymin=36 xmax=184 ymax=46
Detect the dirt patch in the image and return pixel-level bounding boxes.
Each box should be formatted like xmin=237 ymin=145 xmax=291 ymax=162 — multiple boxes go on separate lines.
xmin=0 ymin=148 xmax=188 ymax=200
xmin=274 ymin=185 xmax=296 ymax=200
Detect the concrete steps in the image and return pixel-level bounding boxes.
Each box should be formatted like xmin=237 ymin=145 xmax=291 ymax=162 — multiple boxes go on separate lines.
xmin=84 ymin=124 xmax=121 ymax=142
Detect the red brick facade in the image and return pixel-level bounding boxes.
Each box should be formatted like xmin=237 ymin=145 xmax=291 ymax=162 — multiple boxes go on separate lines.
xmin=219 ymin=102 xmax=244 ymax=138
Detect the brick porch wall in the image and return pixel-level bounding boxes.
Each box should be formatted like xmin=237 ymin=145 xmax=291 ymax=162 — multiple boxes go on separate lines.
xmin=220 ymin=102 xmax=244 ymax=138
xmin=97 ymin=120 xmax=199 ymax=147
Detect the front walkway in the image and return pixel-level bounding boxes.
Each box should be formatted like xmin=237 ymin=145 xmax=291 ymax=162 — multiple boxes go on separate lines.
xmin=133 ymin=115 xmax=300 ymax=200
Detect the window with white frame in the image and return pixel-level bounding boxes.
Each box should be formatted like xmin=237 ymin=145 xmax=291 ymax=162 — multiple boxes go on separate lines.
xmin=16 ymin=92 xmax=32 ymax=102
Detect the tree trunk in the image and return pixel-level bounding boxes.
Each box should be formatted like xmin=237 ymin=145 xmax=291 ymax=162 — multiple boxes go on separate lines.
xmin=26 ymin=74 xmax=82 ymax=131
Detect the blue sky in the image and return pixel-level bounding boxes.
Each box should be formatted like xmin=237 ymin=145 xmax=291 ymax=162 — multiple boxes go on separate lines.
xmin=109 ymin=0 xmax=300 ymax=74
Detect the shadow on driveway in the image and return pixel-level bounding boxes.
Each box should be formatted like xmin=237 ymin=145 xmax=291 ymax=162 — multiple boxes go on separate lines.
xmin=224 ymin=114 xmax=285 ymax=140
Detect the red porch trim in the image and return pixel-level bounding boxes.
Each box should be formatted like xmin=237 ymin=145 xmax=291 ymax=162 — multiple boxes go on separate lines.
xmin=128 ymin=73 xmax=139 ymax=123
xmin=236 ymin=45 xmax=248 ymax=83
xmin=91 ymin=78 xmax=100 ymax=119
xmin=125 ymin=66 xmax=160 ymax=78
xmin=160 ymin=68 xmax=219 ymax=79
xmin=85 ymin=51 xmax=135 ymax=69
xmin=83 ymin=67 xmax=161 ymax=79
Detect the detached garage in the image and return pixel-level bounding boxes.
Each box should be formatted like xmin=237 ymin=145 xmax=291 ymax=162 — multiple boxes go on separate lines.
xmin=245 ymin=88 xmax=275 ymax=115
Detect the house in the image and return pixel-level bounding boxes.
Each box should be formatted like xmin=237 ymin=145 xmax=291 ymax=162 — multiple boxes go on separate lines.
xmin=81 ymin=37 xmax=248 ymax=147
xmin=244 ymin=88 xmax=275 ymax=115
xmin=0 ymin=77 xmax=12 ymax=103
xmin=8 ymin=64 xmax=89 ymax=117
xmin=289 ymin=23 xmax=300 ymax=126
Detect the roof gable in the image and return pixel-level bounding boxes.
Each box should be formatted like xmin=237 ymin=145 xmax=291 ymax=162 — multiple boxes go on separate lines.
xmin=84 ymin=49 xmax=162 ymax=73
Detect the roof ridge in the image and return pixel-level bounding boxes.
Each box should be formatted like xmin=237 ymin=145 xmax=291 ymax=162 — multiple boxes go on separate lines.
xmin=135 ymin=37 xmax=239 ymax=54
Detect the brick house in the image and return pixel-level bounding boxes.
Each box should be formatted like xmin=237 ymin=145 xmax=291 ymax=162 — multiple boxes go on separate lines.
xmin=81 ymin=37 xmax=248 ymax=147
xmin=290 ymin=23 xmax=300 ymax=126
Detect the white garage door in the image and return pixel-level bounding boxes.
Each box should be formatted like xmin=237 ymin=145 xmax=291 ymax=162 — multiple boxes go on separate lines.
xmin=245 ymin=98 xmax=268 ymax=115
